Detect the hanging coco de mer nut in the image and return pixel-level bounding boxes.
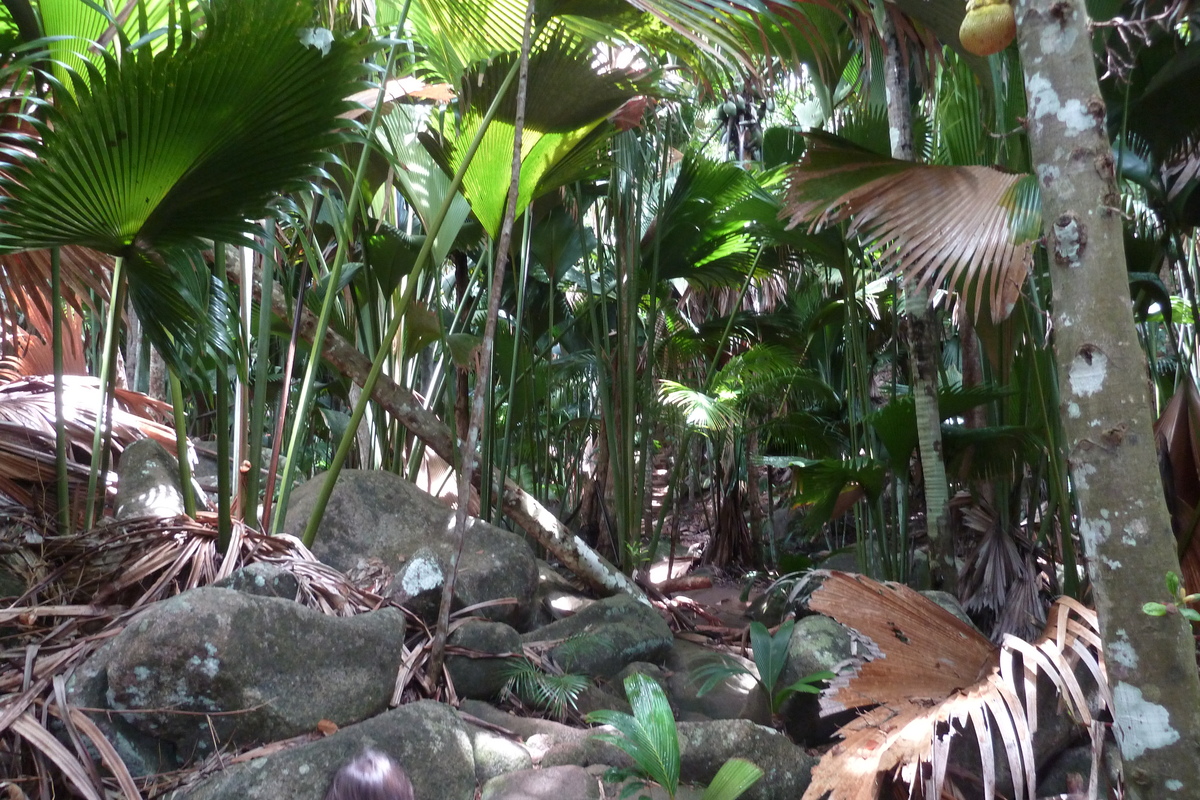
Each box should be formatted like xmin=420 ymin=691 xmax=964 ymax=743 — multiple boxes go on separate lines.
xmin=959 ymin=0 xmax=1016 ymax=57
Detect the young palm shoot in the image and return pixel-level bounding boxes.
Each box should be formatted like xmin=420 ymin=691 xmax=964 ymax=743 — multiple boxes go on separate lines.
xmin=693 ymin=620 xmax=835 ymax=715
xmin=588 ymin=673 xmax=763 ymax=800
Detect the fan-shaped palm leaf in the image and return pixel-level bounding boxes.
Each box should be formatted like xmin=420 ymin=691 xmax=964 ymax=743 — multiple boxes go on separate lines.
xmin=781 ymin=132 xmax=1039 ymax=323
xmin=0 ymin=0 xmax=367 ymax=253
xmin=0 ymin=0 xmax=370 ymax=364
xmin=427 ymin=31 xmax=642 ymax=239
xmin=645 ymin=152 xmax=767 ymax=285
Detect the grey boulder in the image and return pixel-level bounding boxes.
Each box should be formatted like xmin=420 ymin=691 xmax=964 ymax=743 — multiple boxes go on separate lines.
xmin=521 ymin=594 xmax=673 ymax=679
xmin=173 ymin=700 xmax=474 ymax=800
xmin=446 ymin=620 xmax=522 ymax=700
xmin=100 ymin=587 xmax=404 ymax=760
xmin=286 ymin=470 xmax=538 ymax=628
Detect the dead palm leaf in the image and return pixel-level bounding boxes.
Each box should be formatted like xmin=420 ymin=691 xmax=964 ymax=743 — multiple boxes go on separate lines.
xmin=802 ymin=571 xmax=1109 ymax=800
xmin=781 ymin=132 xmax=1039 ymax=324
xmin=0 ymin=248 xmax=109 ymax=345
xmin=1 ymin=512 xmax=391 ymax=798
xmin=0 ymin=285 xmax=89 ymax=382
xmin=1154 ymin=376 xmax=1200 ymax=593
xmin=0 ymin=376 xmax=177 ymax=519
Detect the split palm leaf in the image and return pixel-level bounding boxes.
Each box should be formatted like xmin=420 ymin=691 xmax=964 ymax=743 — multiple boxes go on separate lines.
xmin=781 ymin=132 xmax=1039 ymax=323
xmin=802 ymin=571 xmax=1109 ymax=800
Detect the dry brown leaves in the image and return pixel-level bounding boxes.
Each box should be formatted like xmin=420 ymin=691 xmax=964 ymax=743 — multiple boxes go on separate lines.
xmin=781 ymin=135 xmax=1032 ymax=324
xmin=803 ymin=571 xmax=1109 ymax=800
xmin=0 ymin=514 xmax=393 ymax=798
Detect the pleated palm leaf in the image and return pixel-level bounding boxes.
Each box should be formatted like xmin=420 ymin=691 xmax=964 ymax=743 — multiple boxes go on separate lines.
xmin=0 ymin=0 xmax=370 ymax=368
xmin=423 ymin=30 xmax=644 ymax=240
xmin=781 ymin=132 xmax=1041 ymax=324
xmin=804 ymin=571 xmax=1110 ymax=800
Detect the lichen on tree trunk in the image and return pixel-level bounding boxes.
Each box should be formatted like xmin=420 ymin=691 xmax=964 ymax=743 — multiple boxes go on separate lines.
xmin=1015 ymin=0 xmax=1200 ymax=792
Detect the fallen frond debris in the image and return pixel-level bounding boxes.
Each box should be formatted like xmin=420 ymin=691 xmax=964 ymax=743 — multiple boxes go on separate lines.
xmin=802 ymin=571 xmax=1111 ymax=800
xmin=0 ymin=513 xmax=390 ymax=798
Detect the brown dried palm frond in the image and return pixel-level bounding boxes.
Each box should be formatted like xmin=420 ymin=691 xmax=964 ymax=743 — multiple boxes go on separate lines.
xmin=780 ymin=133 xmax=1039 ymax=324
xmin=802 ymin=571 xmax=1109 ymax=800
xmin=1 ymin=513 xmax=389 ymax=798
xmin=956 ymin=501 xmax=1052 ymax=642
xmin=1154 ymin=377 xmax=1200 ymax=594
xmin=0 ymin=286 xmax=89 ymax=382
xmin=0 ymin=376 xmax=177 ymax=519
xmin=0 ymin=247 xmax=111 ymax=341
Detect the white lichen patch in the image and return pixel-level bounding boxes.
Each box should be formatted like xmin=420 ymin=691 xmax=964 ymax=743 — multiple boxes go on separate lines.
xmin=1037 ymin=163 xmax=1060 ymax=186
xmin=401 ymin=555 xmax=444 ymax=594
xmin=1025 ymin=73 xmax=1087 ymax=135
xmin=1068 ymin=350 xmax=1107 ymax=397
xmin=1101 ymin=556 xmax=1122 ymax=569
xmin=1167 ymin=779 xmax=1183 ymax=791
xmin=1113 ymin=681 xmax=1180 ymax=759
xmin=1109 ymin=630 xmax=1138 ymax=670
xmin=1067 ymin=401 xmax=1081 ymax=418
xmin=1079 ymin=516 xmax=1111 ymax=547
xmin=1055 ymin=98 xmax=1091 ymax=134
xmin=1025 ymin=73 xmax=1057 ymax=120
xmin=1039 ymin=23 xmax=1078 ymax=58
xmin=1074 ymin=461 xmax=1095 ymax=489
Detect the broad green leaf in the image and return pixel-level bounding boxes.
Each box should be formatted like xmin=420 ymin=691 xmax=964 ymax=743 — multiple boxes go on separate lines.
xmin=748 ymin=620 xmax=792 ymax=695
xmin=701 ymin=757 xmax=764 ymax=800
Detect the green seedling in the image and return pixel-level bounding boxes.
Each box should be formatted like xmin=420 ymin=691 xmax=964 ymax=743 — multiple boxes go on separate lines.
xmin=693 ymin=619 xmax=835 ymax=714
xmin=1143 ymin=571 xmax=1200 ymax=622
xmin=587 ymin=673 xmax=763 ymax=800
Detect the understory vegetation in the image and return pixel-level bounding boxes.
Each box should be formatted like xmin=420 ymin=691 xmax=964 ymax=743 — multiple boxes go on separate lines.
xmin=0 ymin=0 xmax=1198 ymax=796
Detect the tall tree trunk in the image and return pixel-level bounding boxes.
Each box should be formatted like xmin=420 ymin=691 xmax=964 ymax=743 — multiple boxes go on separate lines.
xmin=1015 ymin=0 xmax=1200 ymax=792
xmin=876 ymin=0 xmax=955 ymax=590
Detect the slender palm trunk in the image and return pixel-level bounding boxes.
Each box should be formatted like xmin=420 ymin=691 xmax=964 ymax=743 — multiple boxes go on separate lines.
xmin=875 ymin=0 xmax=955 ymax=590
xmin=1015 ymin=0 xmax=1200 ymax=791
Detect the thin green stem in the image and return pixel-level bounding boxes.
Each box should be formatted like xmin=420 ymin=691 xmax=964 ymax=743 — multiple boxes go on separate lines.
xmin=51 ymin=248 xmax=70 ymax=534
xmin=170 ymin=366 xmax=197 ymax=517
xmin=244 ymin=227 xmax=276 ymax=529
xmin=84 ymin=256 xmax=125 ymax=528
xmin=272 ymin=1 xmax=412 ymax=534
xmin=300 ymin=56 xmax=522 ymax=548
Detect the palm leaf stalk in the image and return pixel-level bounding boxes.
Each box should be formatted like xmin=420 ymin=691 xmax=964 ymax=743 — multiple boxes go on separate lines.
xmin=82 ymin=257 xmax=125 ymax=527
xmin=168 ymin=366 xmax=198 ymax=517
xmin=270 ymin=1 xmax=412 ymax=535
xmin=213 ymin=244 xmax=232 ymax=551
xmin=297 ymin=57 xmax=523 ymax=549
xmin=243 ymin=229 xmax=275 ymax=529
xmin=51 ymin=247 xmax=70 ymax=533
xmin=494 ymin=211 xmax=535 ymax=519
xmin=432 ymin=0 xmax=539 ymax=685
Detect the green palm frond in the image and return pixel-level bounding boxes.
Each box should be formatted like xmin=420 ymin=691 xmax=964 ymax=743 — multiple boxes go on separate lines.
xmin=623 ymin=0 xmax=859 ymax=79
xmin=501 ymin=656 xmax=590 ymax=720
xmin=409 ymin=0 xmax=528 ymax=84
xmin=659 ymin=379 xmax=742 ymax=431
xmin=781 ymin=132 xmax=1039 ymax=323
xmin=646 ymin=152 xmax=765 ymax=285
xmin=0 ymin=0 xmax=370 ymax=255
xmin=427 ymin=33 xmax=640 ymax=238
xmin=588 ymin=673 xmax=681 ymax=795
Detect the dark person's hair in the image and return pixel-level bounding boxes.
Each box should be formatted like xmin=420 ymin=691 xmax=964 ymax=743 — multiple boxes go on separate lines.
xmin=323 ymin=749 xmax=414 ymax=800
